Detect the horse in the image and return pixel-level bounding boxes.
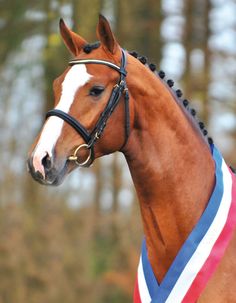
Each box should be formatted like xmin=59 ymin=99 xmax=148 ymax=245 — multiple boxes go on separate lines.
xmin=27 ymin=15 xmax=236 ymax=303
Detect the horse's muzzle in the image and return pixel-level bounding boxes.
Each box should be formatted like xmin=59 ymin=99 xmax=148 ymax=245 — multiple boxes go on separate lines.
xmin=27 ymin=153 xmax=67 ymax=186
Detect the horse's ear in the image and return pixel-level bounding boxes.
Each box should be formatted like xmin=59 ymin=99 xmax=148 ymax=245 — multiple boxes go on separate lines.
xmin=96 ymin=14 xmax=118 ymax=55
xmin=59 ymin=18 xmax=87 ymax=56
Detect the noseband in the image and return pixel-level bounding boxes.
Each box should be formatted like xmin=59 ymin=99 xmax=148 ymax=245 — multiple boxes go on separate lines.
xmin=46 ymin=49 xmax=129 ymax=167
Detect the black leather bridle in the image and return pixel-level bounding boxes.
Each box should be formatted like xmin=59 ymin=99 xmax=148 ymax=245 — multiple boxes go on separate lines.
xmin=45 ymin=49 xmax=130 ymax=167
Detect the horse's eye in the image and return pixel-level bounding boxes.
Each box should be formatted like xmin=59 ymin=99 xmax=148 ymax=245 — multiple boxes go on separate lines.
xmin=89 ymin=86 xmax=104 ymax=97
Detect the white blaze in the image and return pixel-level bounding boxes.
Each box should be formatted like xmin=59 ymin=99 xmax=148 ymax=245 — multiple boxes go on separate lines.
xmin=32 ymin=64 xmax=92 ymax=177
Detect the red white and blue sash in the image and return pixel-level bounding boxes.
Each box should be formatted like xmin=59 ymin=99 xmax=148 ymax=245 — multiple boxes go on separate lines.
xmin=134 ymin=146 xmax=236 ymax=303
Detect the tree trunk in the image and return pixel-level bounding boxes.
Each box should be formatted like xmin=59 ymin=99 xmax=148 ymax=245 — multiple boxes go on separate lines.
xmin=183 ymin=0 xmax=194 ymax=98
xmin=43 ymin=0 xmax=54 ymax=113
xmin=201 ymin=0 xmax=211 ymax=125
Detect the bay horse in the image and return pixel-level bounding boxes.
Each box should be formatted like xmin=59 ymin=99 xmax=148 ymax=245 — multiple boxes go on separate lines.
xmin=27 ymin=15 xmax=236 ymax=302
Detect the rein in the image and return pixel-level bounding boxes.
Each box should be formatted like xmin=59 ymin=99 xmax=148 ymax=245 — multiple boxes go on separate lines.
xmin=46 ymin=49 xmax=129 ymax=167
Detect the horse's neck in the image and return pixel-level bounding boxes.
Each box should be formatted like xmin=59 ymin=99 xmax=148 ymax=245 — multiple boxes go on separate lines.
xmin=124 ymin=66 xmax=215 ymax=282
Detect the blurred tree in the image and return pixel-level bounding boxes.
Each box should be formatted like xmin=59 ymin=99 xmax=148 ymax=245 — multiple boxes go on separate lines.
xmin=182 ymin=0 xmax=212 ymax=124
xmin=0 ymin=1 xmax=34 ymax=64
xmin=201 ymin=0 xmax=211 ymax=124
xmin=114 ymin=0 xmax=163 ymax=64
xmin=183 ymin=0 xmax=194 ymax=98
xmin=92 ymin=161 xmax=102 ymax=221
xmin=42 ymin=0 xmax=70 ymax=113
xmin=72 ymin=0 xmax=103 ymax=41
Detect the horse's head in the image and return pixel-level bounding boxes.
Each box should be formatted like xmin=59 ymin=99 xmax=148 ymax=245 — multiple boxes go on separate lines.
xmin=27 ymin=15 xmax=131 ymax=185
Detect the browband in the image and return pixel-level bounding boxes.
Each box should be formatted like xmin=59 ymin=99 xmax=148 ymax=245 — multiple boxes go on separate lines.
xmin=69 ymin=59 xmax=127 ymax=76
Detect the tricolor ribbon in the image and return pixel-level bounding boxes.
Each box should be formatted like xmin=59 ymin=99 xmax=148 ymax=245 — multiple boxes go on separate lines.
xmin=134 ymin=146 xmax=236 ymax=303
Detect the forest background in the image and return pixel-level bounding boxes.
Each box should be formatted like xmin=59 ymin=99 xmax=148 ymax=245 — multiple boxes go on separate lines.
xmin=0 ymin=0 xmax=235 ymax=302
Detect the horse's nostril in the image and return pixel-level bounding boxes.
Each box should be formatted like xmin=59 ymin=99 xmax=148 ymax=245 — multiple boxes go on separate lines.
xmin=41 ymin=153 xmax=52 ymax=170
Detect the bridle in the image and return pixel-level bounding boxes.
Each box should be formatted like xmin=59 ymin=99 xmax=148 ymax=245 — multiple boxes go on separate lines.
xmin=45 ymin=49 xmax=129 ymax=167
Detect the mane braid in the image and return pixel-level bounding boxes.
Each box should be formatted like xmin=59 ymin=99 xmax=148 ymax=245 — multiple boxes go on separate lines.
xmin=128 ymin=50 xmax=214 ymax=147
xmin=83 ymin=41 xmax=101 ymax=54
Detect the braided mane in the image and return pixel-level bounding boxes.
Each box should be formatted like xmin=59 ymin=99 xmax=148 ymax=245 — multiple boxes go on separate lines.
xmin=128 ymin=50 xmax=214 ymax=147
xmin=82 ymin=44 xmax=213 ymax=147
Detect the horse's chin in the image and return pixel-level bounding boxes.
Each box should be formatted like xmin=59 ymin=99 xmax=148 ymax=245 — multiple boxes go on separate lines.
xmin=38 ymin=173 xmax=66 ymax=186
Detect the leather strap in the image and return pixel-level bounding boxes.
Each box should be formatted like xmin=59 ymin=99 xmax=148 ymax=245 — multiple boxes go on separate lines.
xmin=46 ymin=109 xmax=91 ymax=143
